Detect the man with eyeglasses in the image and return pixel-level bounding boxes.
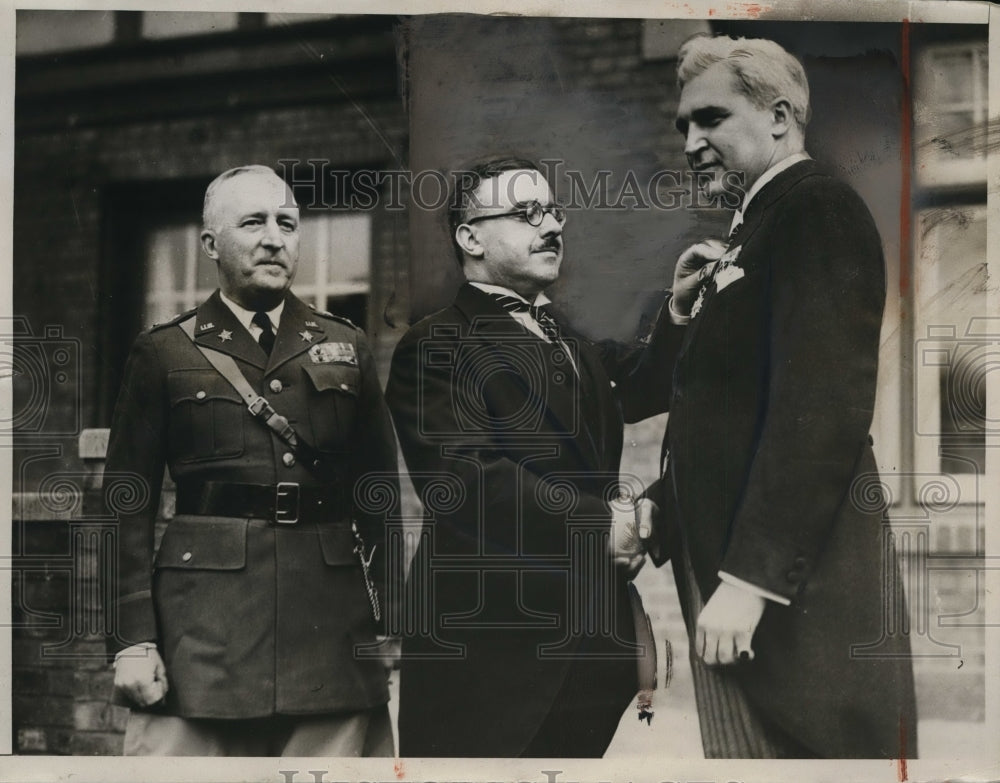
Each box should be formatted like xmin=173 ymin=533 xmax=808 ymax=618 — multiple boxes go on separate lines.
xmin=385 ymin=156 xmax=644 ymax=757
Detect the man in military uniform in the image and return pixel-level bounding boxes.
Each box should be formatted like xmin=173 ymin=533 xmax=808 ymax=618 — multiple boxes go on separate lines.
xmin=106 ymin=165 xmax=400 ymax=756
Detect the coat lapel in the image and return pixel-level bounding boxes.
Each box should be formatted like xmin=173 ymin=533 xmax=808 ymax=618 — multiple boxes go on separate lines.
xmin=685 ymin=159 xmax=820 ymax=343
xmin=729 ymin=159 xmax=819 ymax=249
xmin=266 ymin=293 xmax=329 ymax=375
xmin=453 ymin=284 xmax=602 ymax=467
xmin=193 ymin=290 xmax=267 ymax=370
xmin=543 ymin=302 xmax=614 ymax=468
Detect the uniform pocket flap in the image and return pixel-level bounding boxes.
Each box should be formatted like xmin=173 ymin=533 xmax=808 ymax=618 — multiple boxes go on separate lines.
xmin=167 ymin=369 xmax=244 ymax=406
xmin=302 ymin=364 xmax=360 ymax=396
xmin=317 ymin=523 xmax=357 ymax=566
xmin=155 ymin=516 xmax=248 ymax=570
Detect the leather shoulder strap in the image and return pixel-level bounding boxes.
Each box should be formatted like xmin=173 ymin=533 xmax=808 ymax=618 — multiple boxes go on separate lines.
xmin=176 ymin=321 xmax=321 ymax=471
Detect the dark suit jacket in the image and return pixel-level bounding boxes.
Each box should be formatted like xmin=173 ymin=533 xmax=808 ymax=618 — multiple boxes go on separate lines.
xmin=105 ymin=290 xmax=399 ymax=718
xmin=386 ymin=283 xmax=637 ymax=757
xmin=605 ymin=161 xmax=917 ymax=758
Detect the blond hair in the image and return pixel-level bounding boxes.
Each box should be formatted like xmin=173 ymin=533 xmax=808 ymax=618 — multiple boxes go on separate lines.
xmin=678 ymin=35 xmax=811 ymax=128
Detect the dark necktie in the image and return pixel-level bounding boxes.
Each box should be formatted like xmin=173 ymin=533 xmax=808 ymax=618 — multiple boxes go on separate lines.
xmin=252 ymin=311 xmax=275 ymax=355
xmin=489 ymin=293 xmax=561 ymax=341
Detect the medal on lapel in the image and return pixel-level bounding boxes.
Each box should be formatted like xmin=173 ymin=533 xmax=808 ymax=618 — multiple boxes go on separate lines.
xmin=690 ymin=260 xmax=717 ymax=319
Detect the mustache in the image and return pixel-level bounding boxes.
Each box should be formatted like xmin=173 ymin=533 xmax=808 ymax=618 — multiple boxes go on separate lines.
xmin=533 ymin=239 xmax=562 ymax=253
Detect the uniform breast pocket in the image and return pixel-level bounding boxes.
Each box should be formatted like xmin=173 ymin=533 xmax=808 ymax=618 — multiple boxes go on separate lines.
xmin=302 ymin=363 xmax=360 ymax=452
xmin=167 ymin=370 xmax=246 ymax=463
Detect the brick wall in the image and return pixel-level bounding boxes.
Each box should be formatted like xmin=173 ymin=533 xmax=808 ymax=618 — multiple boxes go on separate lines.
xmin=14 ymin=97 xmax=408 ymax=448
xmin=12 ymin=14 xmax=986 ymax=755
xmin=13 ymin=19 xmax=409 ymax=753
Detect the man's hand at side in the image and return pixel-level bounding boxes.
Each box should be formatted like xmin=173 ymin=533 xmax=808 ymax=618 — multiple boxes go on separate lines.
xmin=113 ymin=643 xmax=169 ymax=707
xmin=671 ymin=239 xmax=728 ymax=316
xmin=696 ymin=582 xmax=766 ymax=666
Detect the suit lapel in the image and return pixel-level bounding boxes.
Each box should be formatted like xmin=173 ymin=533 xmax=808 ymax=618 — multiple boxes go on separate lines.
xmin=193 ymin=291 xmax=267 ymax=370
xmin=685 ymin=160 xmax=820 ymax=344
xmin=543 ymin=303 xmax=613 ymax=468
xmin=454 ymin=284 xmax=602 ymax=467
xmin=267 ymin=293 xmax=329 ymax=375
xmin=729 ymin=159 xmax=818 ymax=249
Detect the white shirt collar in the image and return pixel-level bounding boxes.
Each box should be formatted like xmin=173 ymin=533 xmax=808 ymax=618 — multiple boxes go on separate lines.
xmin=468 ymin=281 xmax=551 ymax=308
xmin=729 ymin=152 xmax=811 ymax=235
xmin=218 ymin=290 xmax=285 ymax=332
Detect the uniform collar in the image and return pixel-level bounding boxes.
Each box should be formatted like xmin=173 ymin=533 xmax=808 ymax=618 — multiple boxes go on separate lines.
xmin=218 ymin=290 xmax=285 ymax=333
xmin=194 ymin=290 xmax=329 ymax=374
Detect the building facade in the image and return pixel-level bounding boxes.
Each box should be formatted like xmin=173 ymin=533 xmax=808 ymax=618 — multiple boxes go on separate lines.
xmin=11 ymin=11 xmax=988 ymax=755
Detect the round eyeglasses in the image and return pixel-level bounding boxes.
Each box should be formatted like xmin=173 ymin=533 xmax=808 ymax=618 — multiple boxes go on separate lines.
xmin=466 ymin=200 xmax=567 ymax=227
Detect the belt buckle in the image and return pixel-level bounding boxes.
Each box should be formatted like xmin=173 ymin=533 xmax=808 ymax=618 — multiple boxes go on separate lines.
xmin=275 ymin=482 xmax=299 ymax=524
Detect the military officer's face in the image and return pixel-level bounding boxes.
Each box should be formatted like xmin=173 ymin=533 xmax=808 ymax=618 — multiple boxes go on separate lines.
xmin=676 ymin=61 xmax=782 ymax=198
xmin=461 ymin=169 xmax=564 ymax=299
xmin=201 ymin=171 xmax=300 ymax=309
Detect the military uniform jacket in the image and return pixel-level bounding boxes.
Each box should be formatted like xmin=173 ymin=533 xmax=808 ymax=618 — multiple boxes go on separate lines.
xmin=605 ymin=161 xmax=918 ymax=758
xmin=386 ymin=284 xmax=637 ymax=757
xmin=105 ymin=290 xmax=399 ymax=719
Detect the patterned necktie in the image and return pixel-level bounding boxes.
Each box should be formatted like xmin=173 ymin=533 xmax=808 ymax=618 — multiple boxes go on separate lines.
xmin=489 ymin=294 xmax=561 ymax=341
xmin=529 ymin=303 xmax=562 ymax=342
xmin=252 ymin=311 xmax=275 ymax=355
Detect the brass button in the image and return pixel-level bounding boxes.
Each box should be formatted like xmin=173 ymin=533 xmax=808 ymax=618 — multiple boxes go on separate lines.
xmin=282 ymin=452 xmax=296 ymax=467
xmin=181 ymin=552 xmax=192 ymax=562
xmin=195 ymin=391 xmax=206 ymax=400
xmin=270 ymin=379 xmax=283 ymax=394
xmin=340 ymin=383 xmax=349 ymax=391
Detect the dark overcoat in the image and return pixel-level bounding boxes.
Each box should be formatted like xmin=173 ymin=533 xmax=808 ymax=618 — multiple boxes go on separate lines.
xmin=605 ymin=161 xmax=918 ymax=758
xmin=386 ymin=284 xmax=637 ymax=757
xmin=105 ymin=290 xmax=399 ymax=719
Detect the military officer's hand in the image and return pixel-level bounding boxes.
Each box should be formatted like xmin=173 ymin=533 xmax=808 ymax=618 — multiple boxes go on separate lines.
xmin=113 ymin=643 xmax=169 ymax=707
xmin=671 ymin=239 xmax=728 ymax=316
xmin=696 ymin=582 xmax=766 ymax=666
xmin=609 ymin=498 xmax=646 ymax=580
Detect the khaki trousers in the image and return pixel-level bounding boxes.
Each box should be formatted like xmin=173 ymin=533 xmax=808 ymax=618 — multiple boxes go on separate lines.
xmin=123 ymin=706 xmax=394 ymax=757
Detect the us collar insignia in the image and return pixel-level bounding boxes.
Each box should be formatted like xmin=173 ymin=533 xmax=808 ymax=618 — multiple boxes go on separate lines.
xmin=309 ymin=341 xmax=357 ymax=365
xmin=199 ymin=322 xmax=215 ymax=332
xmin=305 ymin=320 xmax=320 ymax=328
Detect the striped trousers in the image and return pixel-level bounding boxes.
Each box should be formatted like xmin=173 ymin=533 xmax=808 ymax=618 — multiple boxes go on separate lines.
xmin=678 ymin=547 xmax=818 ymax=759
